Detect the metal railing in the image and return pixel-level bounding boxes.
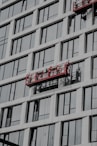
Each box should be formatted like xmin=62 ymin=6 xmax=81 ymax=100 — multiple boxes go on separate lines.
xmin=73 ymin=0 xmax=97 ymax=12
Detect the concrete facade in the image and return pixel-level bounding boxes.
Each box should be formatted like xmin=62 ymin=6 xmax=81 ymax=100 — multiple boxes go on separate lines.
xmin=0 ymin=0 xmax=97 ymax=146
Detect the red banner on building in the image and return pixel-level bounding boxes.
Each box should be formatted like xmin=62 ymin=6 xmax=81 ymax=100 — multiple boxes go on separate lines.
xmin=25 ymin=62 xmax=70 ymax=87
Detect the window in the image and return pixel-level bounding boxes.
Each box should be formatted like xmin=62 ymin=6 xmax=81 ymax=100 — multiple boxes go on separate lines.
xmin=38 ymin=2 xmax=58 ymax=24
xmin=0 ymin=24 xmax=10 ymax=60
xmin=91 ymin=116 xmax=97 ymax=142
xmin=15 ymin=13 xmax=33 ymax=34
xmin=0 ymin=80 xmax=29 ymax=103
xmin=61 ymin=37 xmax=79 ymax=60
xmin=65 ymin=0 xmax=73 ymax=12
xmin=62 ymin=61 xmax=84 ymax=85
xmin=11 ymin=32 xmax=35 ymax=55
xmin=0 ymin=0 xmax=39 ymax=22
xmin=62 ymin=119 xmax=82 ymax=146
xmin=0 ymin=56 xmax=28 ymax=81
xmin=57 ymin=91 xmax=76 ymax=116
xmin=93 ymin=6 xmax=97 ymax=24
xmin=86 ymin=31 xmax=97 ymax=52
xmin=68 ymin=9 xmax=91 ymax=34
xmin=27 ymin=97 xmax=50 ymax=122
xmin=0 ymin=1 xmax=24 ymax=22
xmin=84 ymin=85 xmax=97 ymax=110
xmin=93 ymin=57 xmax=97 ymax=78
xmin=33 ymin=46 xmax=55 ymax=69
xmin=0 ymin=104 xmax=21 ymax=128
xmin=71 ymin=61 xmax=84 ymax=82
xmin=41 ymin=21 xmax=63 ymax=44
xmin=0 ymin=130 xmax=24 ymax=146
xmin=30 ymin=124 xmax=55 ymax=146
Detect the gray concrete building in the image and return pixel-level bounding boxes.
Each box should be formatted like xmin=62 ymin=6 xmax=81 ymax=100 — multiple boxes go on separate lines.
xmin=0 ymin=0 xmax=97 ymax=146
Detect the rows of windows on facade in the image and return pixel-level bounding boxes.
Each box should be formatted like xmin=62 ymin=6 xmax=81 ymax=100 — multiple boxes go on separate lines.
xmin=0 ymin=0 xmax=97 ymax=146
xmin=1 ymin=117 xmax=97 ymax=145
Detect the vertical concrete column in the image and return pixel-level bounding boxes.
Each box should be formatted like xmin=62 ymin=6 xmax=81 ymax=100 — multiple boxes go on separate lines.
xmin=79 ymin=34 xmax=85 ymax=56
xmin=23 ymin=128 xmax=30 ymax=146
xmin=76 ymin=88 xmax=83 ymax=113
xmin=20 ymin=102 xmax=27 ymax=124
xmin=58 ymin=0 xmax=64 ymax=16
xmin=54 ymin=43 xmax=61 ymax=65
xmin=84 ymin=57 xmax=91 ymax=81
xmin=50 ymin=94 xmax=57 ymax=120
xmin=54 ymin=122 xmax=61 ymax=146
xmin=62 ymin=17 xmax=68 ymax=37
xmin=32 ymin=9 xmax=38 ymax=28
xmin=26 ymin=53 xmax=33 ymax=73
xmin=6 ymin=20 xmax=15 ymax=58
xmin=82 ymin=117 xmax=89 ymax=145
xmin=35 ymin=28 xmax=41 ymax=47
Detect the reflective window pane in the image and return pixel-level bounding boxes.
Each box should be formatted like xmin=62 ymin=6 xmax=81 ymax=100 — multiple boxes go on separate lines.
xmin=30 ymin=125 xmax=55 ymax=146
xmin=33 ymin=46 xmax=55 ymax=69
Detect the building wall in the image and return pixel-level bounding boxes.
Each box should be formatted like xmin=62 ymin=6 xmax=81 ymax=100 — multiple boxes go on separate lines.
xmin=0 ymin=0 xmax=97 ymax=146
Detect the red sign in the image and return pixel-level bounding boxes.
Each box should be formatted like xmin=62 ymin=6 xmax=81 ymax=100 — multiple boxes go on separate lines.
xmin=73 ymin=0 xmax=97 ymax=12
xmin=25 ymin=62 xmax=70 ymax=87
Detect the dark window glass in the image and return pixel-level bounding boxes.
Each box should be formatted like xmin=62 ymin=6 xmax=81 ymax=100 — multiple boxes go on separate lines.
xmin=15 ymin=13 xmax=33 ymax=34
xmin=60 ymin=61 xmax=84 ymax=85
xmin=69 ymin=15 xmax=75 ymax=34
xmin=11 ymin=32 xmax=35 ymax=55
xmin=0 ymin=104 xmax=21 ymax=128
xmin=0 ymin=130 xmax=24 ymax=146
xmin=94 ymin=7 xmax=97 ymax=24
xmin=91 ymin=116 xmax=97 ymax=142
xmin=71 ymin=61 xmax=84 ymax=82
xmin=33 ymin=46 xmax=55 ymax=69
xmin=41 ymin=21 xmax=63 ymax=44
xmin=0 ymin=56 xmax=27 ymax=80
xmin=62 ymin=119 xmax=82 ymax=146
xmin=38 ymin=2 xmax=58 ymax=24
xmin=58 ymin=91 xmax=76 ymax=116
xmin=0 ymin=24 xmax=10 ymax=60
xmin=84 ymin=85 xmax=97 ymax=110
xmin=30 ymin=125 xmax=55 ymax=146
xmin=27 ymin=97 xmax=50 ymax=122
xmin=61 ymin=37 xmax=79 ymax=61
xmin=0 ymin=80 xmax=29 ymax=103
